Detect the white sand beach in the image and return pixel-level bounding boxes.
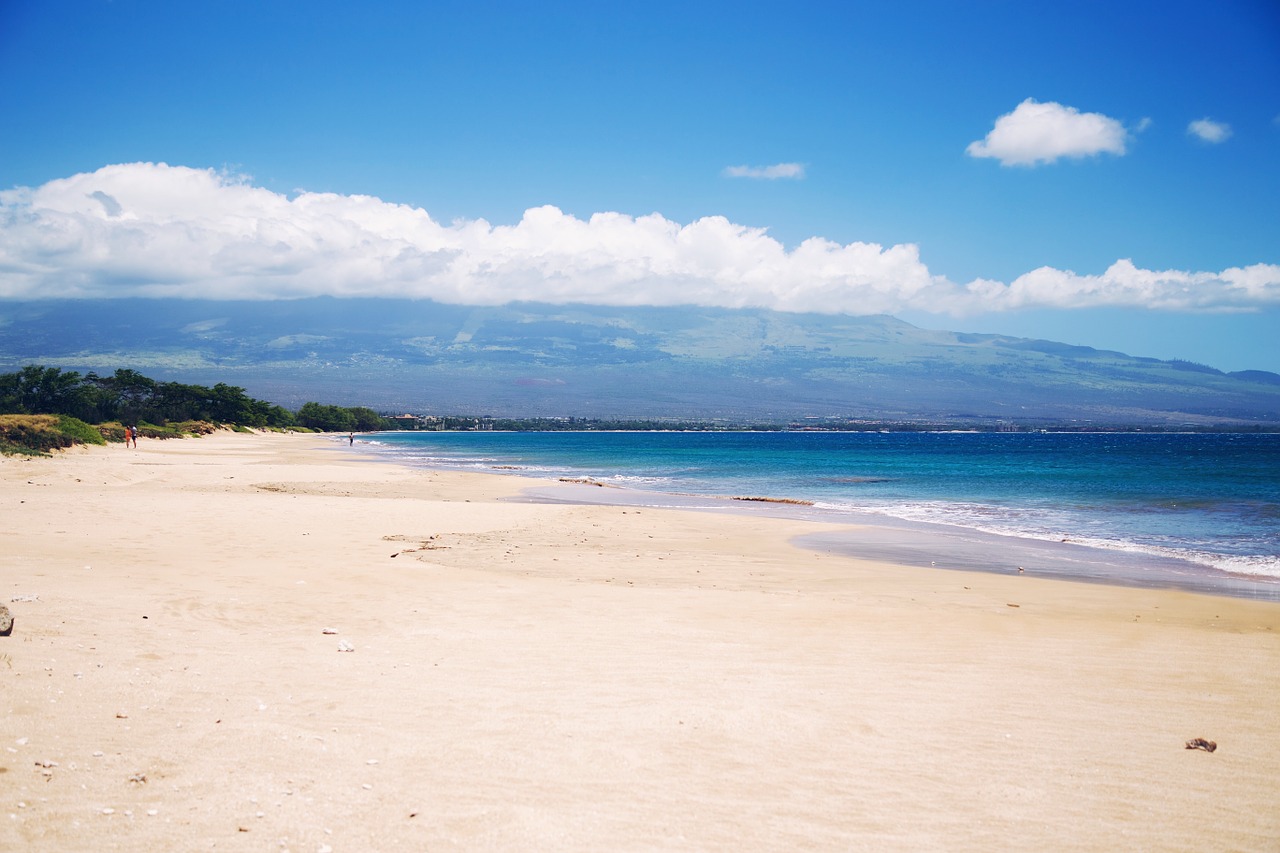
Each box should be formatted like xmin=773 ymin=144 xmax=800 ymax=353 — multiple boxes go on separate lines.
xmin=2 ymin=432 xmax=1277 ymax=851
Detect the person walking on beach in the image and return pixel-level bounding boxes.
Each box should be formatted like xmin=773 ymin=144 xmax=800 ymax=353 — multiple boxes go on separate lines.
xmin=129 ymin=425 xmax=138 ymax=448
xmin=349 ymin=433 xmax=354 ymax=446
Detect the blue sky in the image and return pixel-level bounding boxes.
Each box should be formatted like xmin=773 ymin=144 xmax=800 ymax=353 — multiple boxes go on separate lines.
xmin=1 ymin=0 xmax=1278 ymax=370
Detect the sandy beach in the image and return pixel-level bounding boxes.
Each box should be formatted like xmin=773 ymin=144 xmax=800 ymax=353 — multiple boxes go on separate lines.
xmin=2 ymin=431 xmax=1277 ymax=852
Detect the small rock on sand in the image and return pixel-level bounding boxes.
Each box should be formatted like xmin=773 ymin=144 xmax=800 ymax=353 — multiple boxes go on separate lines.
xmin=0 ymin=604 xmax=13 ymax=636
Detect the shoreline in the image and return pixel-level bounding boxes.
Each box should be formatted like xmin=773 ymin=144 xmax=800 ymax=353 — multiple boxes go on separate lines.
xmin=352 ymin=434 xmax=1280 ymax=602
xmin=3 ymin=431 xmax=1278 ymax=851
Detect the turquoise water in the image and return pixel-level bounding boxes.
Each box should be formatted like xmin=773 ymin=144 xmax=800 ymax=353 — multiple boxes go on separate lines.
xmin=359 ymin=431 xmax=1280 ymax=598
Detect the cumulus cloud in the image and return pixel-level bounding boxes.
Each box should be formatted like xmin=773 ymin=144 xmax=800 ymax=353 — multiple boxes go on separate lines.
xmin=966 ymin=98 xmax=1129 ymax=166
xmin=1187 ymin=118 xmax=1232 ymax=143
xmin=1 ymin=163 xmax=1277 ymax=316
xmin=723 ymin=162 xmax=805 ymax=179
xmin=983 ymin=260 xmax=1280 ymax=312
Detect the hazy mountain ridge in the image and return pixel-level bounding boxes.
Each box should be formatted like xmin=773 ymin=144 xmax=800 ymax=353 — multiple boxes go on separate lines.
xmin=1 ymin=298 xmax=1277 ymax=425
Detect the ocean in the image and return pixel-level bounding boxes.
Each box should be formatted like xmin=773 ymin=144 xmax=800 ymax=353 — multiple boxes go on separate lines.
xmin=356 ymin=430 xmax=1280 ymax=600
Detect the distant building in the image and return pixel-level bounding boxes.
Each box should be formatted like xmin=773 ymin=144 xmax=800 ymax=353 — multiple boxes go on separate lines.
xmin=387 ymin=414 xmax=422 ymax=429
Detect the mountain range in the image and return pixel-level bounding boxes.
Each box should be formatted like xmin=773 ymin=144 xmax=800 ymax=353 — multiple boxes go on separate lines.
xmin=1 ymin=298 xmax=1277 ymax=426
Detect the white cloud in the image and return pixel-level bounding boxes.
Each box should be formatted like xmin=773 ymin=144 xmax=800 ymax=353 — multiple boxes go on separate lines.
xmin=1 ymin=163 xmax=1277 ymax=316
xmin=966 ymin=98 xmax=1129 ymax=166
xmin=1187 ymin=118 xmax=1232 ymax=143
xmin=978 ymin=259 xmax=1280 ymax=312
xmin=723 ymin=162 xmax=805 ymax=179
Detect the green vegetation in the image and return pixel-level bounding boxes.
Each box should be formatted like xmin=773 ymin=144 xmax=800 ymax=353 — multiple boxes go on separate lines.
xmin=54 ymin=414 xmax=108 ymax=446
xmin=0 ymin=414 xmax=104 ymax=456
xmin=0 ymin=365 xmax=396 ymax=455
xmin=0 ymin=365 xmax=298 ymax=428
xmin=295 ymin=402 xmax=389 ymax=433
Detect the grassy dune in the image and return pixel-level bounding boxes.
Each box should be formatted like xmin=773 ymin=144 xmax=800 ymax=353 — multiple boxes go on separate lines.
xmin=0 ymin=414 xmax=236 ymax=456
xmin=0 ymin=414 xmax=106 ymax=456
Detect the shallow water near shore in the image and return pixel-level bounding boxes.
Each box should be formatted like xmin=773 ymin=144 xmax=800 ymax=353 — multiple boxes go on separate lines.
xmin=358 ymin=430 xmax=1280 ymax=600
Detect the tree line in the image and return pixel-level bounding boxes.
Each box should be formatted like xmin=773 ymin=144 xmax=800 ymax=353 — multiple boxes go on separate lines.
xmin=0 ymin=365 xmax=392 ymax=432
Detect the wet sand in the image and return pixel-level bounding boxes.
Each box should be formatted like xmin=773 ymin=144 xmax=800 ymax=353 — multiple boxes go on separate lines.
xmin=2 ymin=431 xmax=1277 ymax=851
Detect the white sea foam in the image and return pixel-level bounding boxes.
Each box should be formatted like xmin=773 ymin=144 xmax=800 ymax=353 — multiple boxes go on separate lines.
xmin=813 ymin=499 xmax=1280 ymax=580
xmin=1211 ymin=554 xmax=1280 ymax=579
xmin=357 ymin=432 xmax=1280 ymax=590
xmin=602 ymin=474 xmax=674 ymax=487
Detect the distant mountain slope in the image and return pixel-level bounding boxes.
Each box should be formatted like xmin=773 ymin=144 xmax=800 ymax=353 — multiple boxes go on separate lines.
xmin=1 ymin=298 xmax=1277 ymax=425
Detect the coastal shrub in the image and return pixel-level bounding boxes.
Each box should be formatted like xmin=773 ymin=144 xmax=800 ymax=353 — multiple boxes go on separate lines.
xmin=144 ymin=420 xmax=223 ymax=439
xmin=296 ymin=402 xmax=393 ymax=431
xmin=0 ymin=415 xmax=68 ymax=453
xmin=0 ymin=438 xmax=43 ymax=457
xmin=97 ymin=422 xmax=129 ymax=443
xmin=0 ymin=365 xmax=99 ymax=422
xmin=0 ymin=414 xmax=55 ymax=455
xmin=56 ymin=415 xmax=106 ymax=447
xmin=0 ymin=365 xmax=416 ymax=439
xmin=135 ymin=423 xmax=168 ymax=439
xmin=1 ymin=365 xmax=298 ymax=429
xmin=0 ymin=414 xmax=103 ymax=455
xmin=171 ymin=420 xmax=218 ymax=436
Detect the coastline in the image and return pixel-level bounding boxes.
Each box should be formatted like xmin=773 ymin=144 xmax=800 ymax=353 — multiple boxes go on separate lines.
xmin=520 ymin=479 xmax=1280 ymax=601
xmin=360 ymin=429 xmax=1280 ymax=598
xmin=367 ymin=434 xmax=1280 ymax=602
xmin=2 ymin=431 xmax=1277 ymax=851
